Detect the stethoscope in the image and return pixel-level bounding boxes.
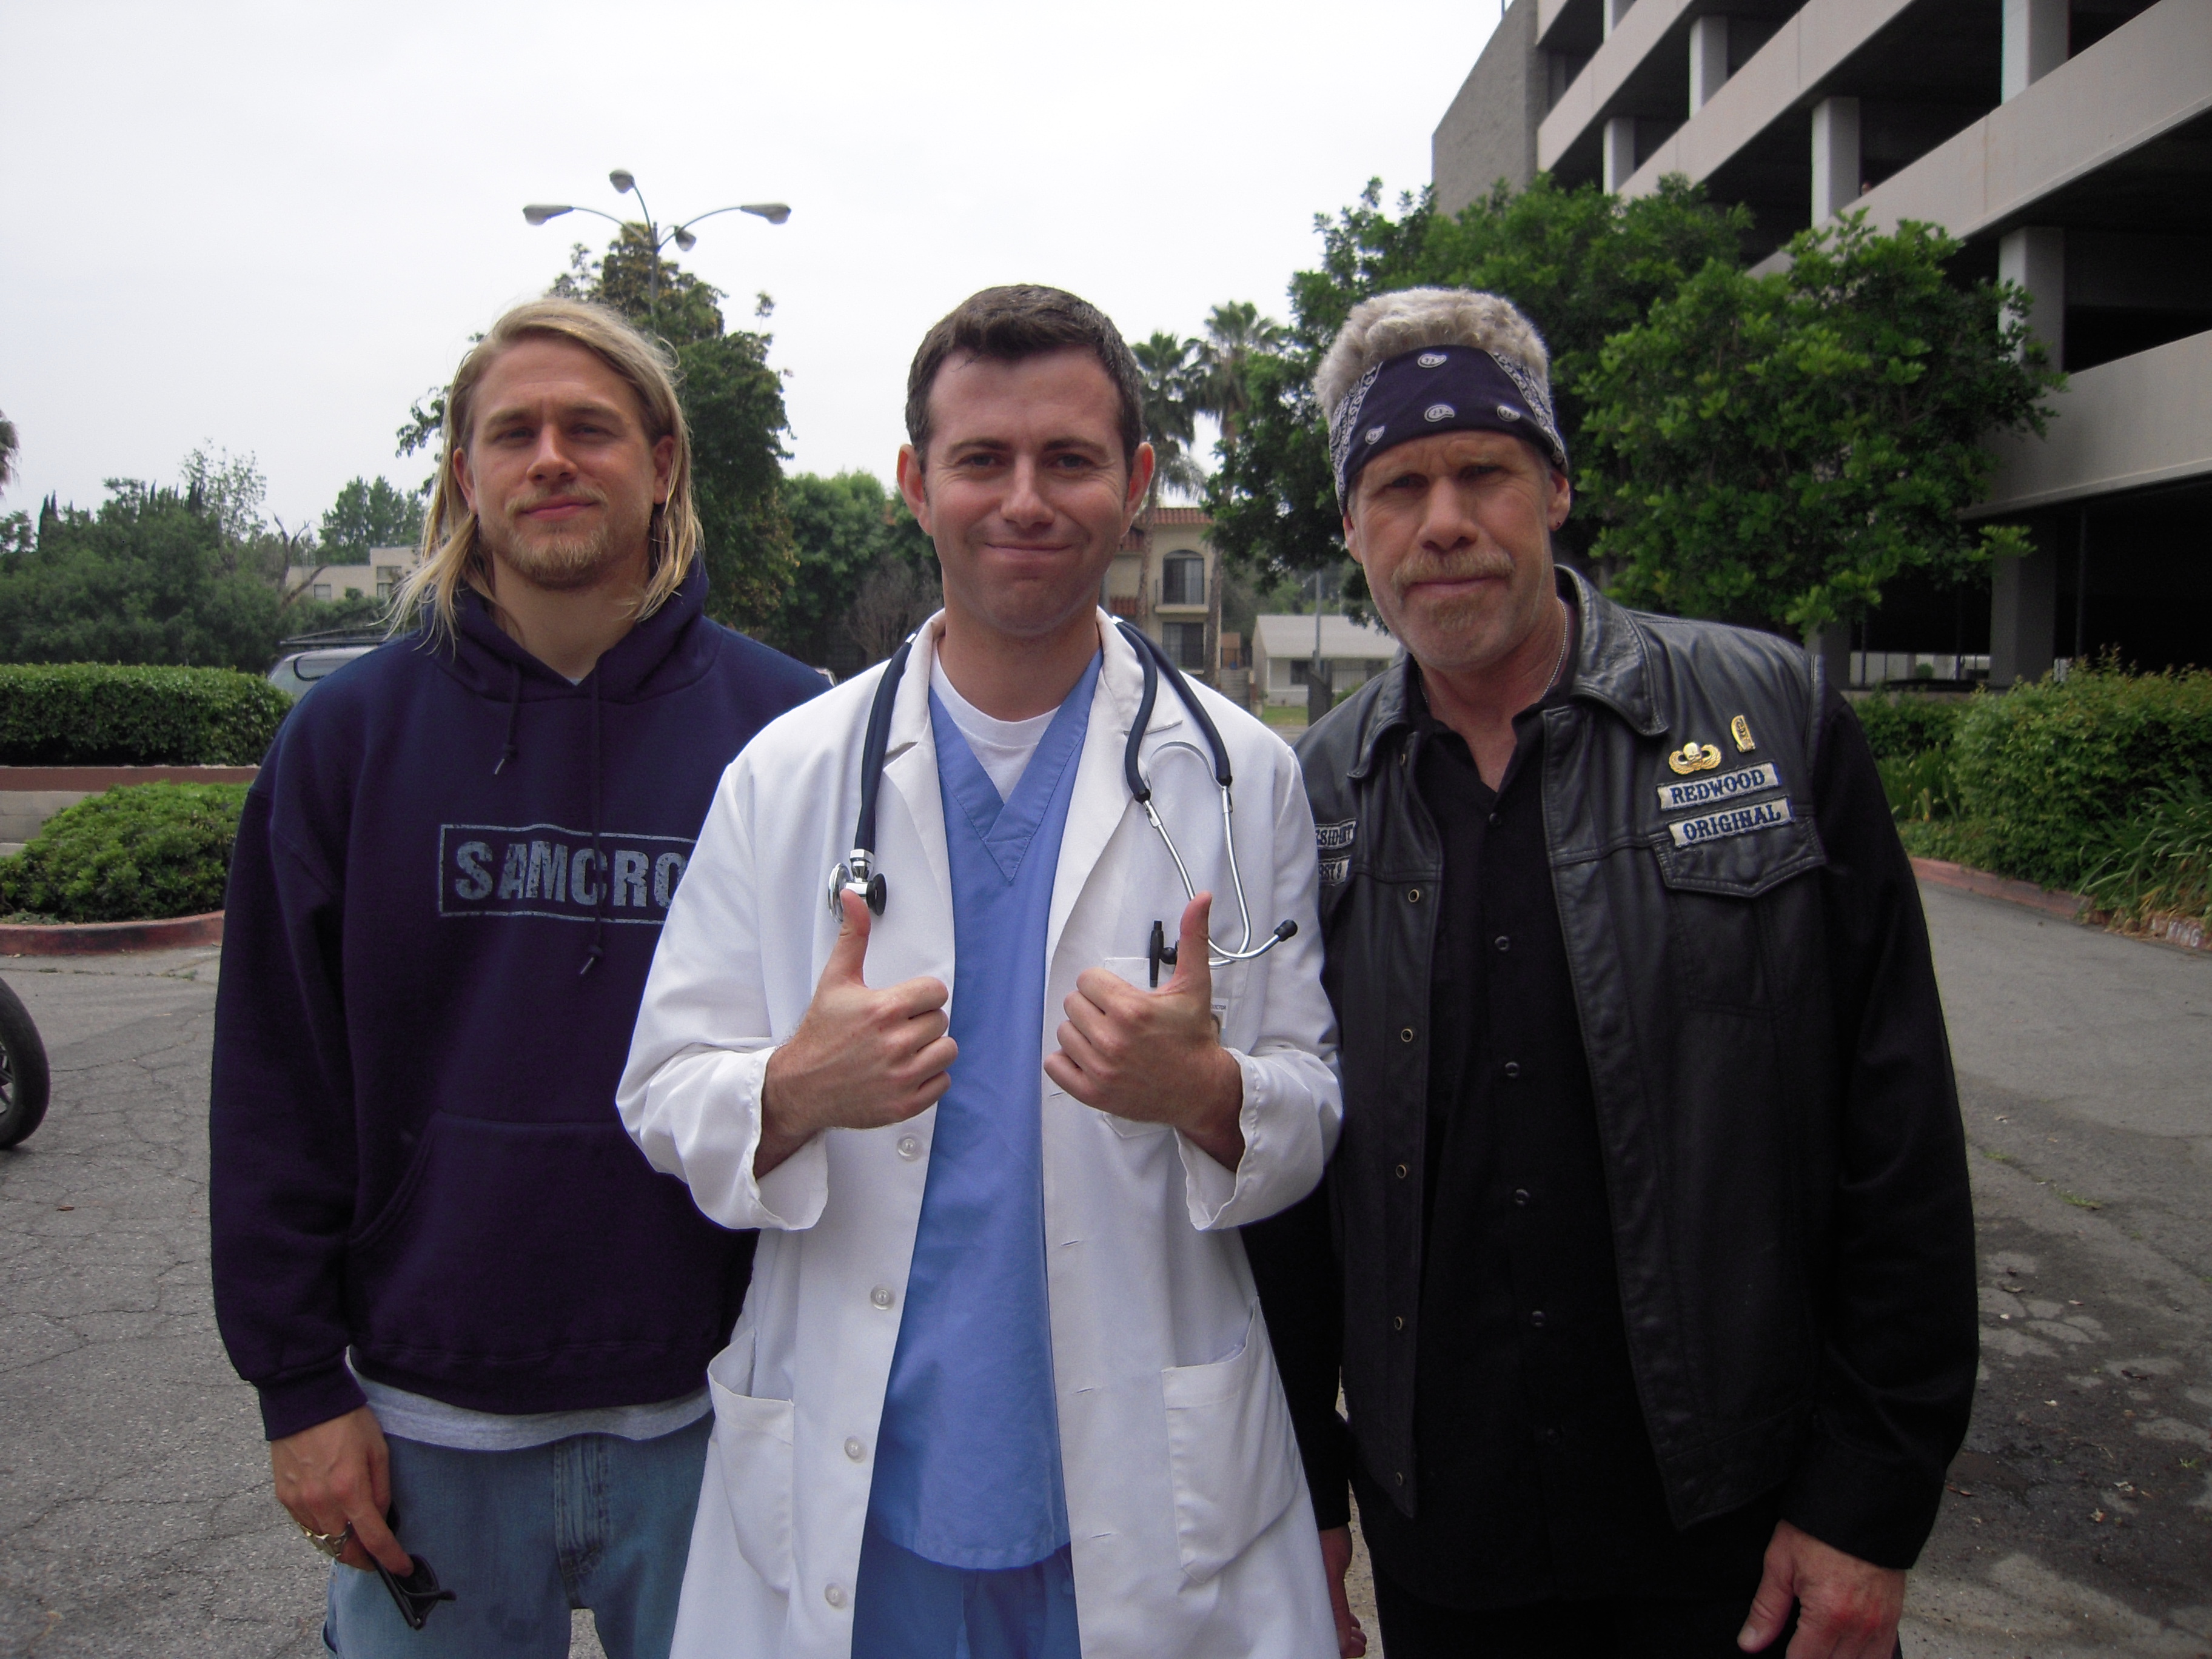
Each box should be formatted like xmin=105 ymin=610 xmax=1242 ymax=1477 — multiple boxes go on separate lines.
xmin=828 ymin=620 xmax=1296 ymax=988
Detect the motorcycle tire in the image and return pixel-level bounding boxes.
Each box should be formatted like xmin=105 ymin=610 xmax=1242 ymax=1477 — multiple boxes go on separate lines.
xmin=0 ymin=977 xmax=51 ymax=1149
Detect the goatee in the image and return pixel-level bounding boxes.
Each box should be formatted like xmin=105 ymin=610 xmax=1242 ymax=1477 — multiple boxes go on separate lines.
xmin=478 ymin=493 xmax=643 ymax=592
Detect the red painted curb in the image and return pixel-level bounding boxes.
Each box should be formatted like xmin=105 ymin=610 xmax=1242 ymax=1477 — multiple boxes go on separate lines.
xmin=0 ymin=911 xmax=225 ymax=956
xmin=1910 ymin=858 xmax=2083 ymax=920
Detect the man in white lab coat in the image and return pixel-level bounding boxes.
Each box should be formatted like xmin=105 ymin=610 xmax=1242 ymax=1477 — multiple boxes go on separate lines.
xmin=618 ymin=285 xmax=1343 ymax=1659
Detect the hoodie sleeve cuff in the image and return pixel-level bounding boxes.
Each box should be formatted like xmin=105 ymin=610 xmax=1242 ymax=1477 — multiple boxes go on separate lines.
xmin=256 ymin=1358 xmax=369 ymax=1444
xmin=1780 ymin=1427 xmax=1946 ymax=1570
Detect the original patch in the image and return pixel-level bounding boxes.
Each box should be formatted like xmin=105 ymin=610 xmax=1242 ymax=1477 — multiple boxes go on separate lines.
xmin=1667 ymin=797 xmax=1795 ymax=848
xmin=1315 ymin=818 xmax=1357 ymax=853
xmin=1657 ymin=762 xmax=1782 ymax=814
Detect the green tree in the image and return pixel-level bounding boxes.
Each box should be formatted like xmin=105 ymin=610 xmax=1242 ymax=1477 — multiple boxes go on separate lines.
xmin=1132 ymin=330 xmax=1205 ymax=514
xmin=1205 ymin=176 xmax=1748 ymax=592
xmin=1580 ymin=213 xmax=2061 ymax=634
xmin=1191 ymin=303 xmax=1284 ymax=443
xmin=0 ymin=481 xmax=281 ymax=671
xmin=550 ymin=226 xmax=729 ymax=347
xmin=0 ymin=409 xmax=17 ymax=498
xmin=759 ymin=471 xmax=937 ymax=671
xmin=319 ymin=476 xmax=424 ymax=561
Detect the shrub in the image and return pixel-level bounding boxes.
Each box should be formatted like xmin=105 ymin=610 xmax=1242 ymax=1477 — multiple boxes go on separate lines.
xmin=1876 ymin=747 xmax=1960 ymax=823
xmin=1949 ymin=664 xmax=2212 ymax=889
xmin=0 ymin=783 xmax=249 ymax=922
xmin=1854 ymin=693 xmax=1963 ymax=760
xmin=2079 ymin=782 xmax=2212 ymax=928
xmin=0 ymin=663 xmax=290 ymax=765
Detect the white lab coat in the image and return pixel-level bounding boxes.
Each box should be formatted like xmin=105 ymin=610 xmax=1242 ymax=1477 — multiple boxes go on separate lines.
xmin=618 ymin=611 xmax=1342 ymax=1659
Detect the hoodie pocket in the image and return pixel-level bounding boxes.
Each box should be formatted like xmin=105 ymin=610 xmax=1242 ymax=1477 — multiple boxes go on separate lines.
xmin=708 ymin=1329 xmax=796 ymax=1596
xmin=1159 ymin=1304 xmax=1302 ymax=1583
xmin=347 ymin=1113 xmax=730 ymax=1379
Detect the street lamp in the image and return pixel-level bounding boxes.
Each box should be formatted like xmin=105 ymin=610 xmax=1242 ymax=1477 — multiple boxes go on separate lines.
xmin=521 ymin=169 xmax=791 ymax=332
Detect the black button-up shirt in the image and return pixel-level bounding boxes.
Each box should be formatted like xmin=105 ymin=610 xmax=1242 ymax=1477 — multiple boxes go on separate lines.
xmin=1344 ymin=663 xmax=1778 ymax=1607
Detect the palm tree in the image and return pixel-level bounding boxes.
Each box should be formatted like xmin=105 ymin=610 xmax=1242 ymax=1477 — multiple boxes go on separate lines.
xmin=1131 ymin=331 xmax=1205 ymax=520
xmin=1191 ymin=302 xmax=1285 ymax=446
xmin=0 ymin=410 xmax=17 ymax=499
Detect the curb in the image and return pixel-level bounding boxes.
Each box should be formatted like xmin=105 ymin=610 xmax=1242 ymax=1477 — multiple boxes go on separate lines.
xmin=0 ymin=911 xmax=225 ymax=957
xmin=1909 ymin=858 xmax=2084 ymax=920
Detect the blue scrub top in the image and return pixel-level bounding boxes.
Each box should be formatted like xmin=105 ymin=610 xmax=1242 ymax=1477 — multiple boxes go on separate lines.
xmin=866 ymin=653 xmax=1102 ymax=1571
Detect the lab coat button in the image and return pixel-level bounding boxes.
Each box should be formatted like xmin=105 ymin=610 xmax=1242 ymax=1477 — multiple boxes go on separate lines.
xmin=844 ymin=1436 xmax=866 ymax=1461
xmin=870 ymin=1286 xmax=894 ymax=1310
xmin=825 ymin=1584 xmax=847 ymax=1609
xmin=897 ymin=1135 xmax=921 ymax=1161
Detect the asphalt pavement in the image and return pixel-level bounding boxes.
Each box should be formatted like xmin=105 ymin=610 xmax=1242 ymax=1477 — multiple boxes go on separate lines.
xmin=0 ymin=883 xmax=2205 ymax=1656
xmin=1903 ymin=884 xmax=2212 ymax=1657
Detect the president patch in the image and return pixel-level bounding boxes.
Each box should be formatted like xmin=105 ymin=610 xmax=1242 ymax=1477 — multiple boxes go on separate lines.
xmin=1657 ymin=762 xmax=1781 ymax=814
xmin=1668 ymin=797 xmax=1795 ymax=848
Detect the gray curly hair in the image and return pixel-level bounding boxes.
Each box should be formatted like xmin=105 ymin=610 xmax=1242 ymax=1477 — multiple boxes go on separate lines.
xmin=1313 ymin=287 xmax=1553 ymax=421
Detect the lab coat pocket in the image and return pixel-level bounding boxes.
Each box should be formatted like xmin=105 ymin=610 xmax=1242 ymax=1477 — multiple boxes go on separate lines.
xmin=708 ymin=1330 xmax=795 ymax=1596
xmin=1159 ymin=1305 xmax=1303 ymax=1584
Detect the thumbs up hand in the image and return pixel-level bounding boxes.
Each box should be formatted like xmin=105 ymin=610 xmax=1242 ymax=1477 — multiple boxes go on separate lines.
xmin=1045 ymin=893 xmax=1245 ymax=1171
xmin=757 ymin=890 xmax=956 ymax=1177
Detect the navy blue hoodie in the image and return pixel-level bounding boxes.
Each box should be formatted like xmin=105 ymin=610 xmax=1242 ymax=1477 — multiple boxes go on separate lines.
xmin=210 ymin=565 xmax=822 ymax=1441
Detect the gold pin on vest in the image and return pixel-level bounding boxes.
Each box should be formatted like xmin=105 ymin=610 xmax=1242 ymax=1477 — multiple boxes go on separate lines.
xmin=1667 ymin=740 xmax=1724 ymax=775
xmin=1731 ymin=715 xmax=1756 ymax=752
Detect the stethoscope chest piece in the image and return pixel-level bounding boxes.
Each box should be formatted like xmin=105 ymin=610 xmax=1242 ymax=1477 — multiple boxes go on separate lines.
xmin=828 ymin=851 xmax=887 ymax=917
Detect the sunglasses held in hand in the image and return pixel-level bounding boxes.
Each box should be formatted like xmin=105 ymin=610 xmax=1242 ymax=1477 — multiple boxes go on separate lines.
xmin=375 ymin=1509 xmax=458 ymax=1631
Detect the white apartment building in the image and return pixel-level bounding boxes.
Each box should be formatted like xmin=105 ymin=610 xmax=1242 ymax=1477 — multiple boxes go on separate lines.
xmin=1104 ymin=507 xmax=1223 ymax=679
xmin=1250 ymin=614 xmax=1403 ymax=709
xmin=286 ymin=546 xmax=420 ymax=606
xmin=1435 ymin=0 xmax=2211 ymax=683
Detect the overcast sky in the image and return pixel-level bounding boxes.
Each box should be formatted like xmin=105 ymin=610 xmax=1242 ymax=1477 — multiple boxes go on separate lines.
xmin=1 ymin=1 xmax=1499 ymax=533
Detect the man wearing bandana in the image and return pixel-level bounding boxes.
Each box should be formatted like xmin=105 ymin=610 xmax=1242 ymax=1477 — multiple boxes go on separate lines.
xmin=1248 ymin=289 xmax=1977 ymax=1659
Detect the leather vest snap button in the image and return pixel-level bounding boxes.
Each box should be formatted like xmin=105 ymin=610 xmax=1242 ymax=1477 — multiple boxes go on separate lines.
xmin=870 ymin=1285 xmax=894 ymax=1310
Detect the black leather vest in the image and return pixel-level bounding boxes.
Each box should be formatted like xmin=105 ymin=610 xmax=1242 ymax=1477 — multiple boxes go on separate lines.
xmin=1296 ymin=571 xmax=1839 ymax=1527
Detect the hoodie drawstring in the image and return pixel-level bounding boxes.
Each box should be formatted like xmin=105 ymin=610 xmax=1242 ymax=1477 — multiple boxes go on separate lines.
xmin=580 ymin=671 xmax=608 ymax=977
xmin=494 ymin=662 xmax=523 ymax=775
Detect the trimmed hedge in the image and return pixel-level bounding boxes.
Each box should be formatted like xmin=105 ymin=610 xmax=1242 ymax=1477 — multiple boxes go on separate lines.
xmin=0 ymin=783 xmax=249 ymax=923
xmin=1948 ymin=666 xmax=2212 ymax=890
xmin=0 ymin=663 xmax=291 ymax=766
xmin=1854 ymin=693 xmax=1963 ymax=760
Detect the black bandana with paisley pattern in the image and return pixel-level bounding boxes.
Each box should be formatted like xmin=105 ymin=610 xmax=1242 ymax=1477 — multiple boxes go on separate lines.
xmin=1326 ymin=344 xmax=1568 ymax=504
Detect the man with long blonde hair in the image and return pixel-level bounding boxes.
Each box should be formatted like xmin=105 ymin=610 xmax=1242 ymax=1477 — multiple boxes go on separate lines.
xmin=211 ymin=298 xmax=823 ymax=1656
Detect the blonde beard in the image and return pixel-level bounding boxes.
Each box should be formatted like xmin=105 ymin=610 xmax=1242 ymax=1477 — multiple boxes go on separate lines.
xmin=477 ymin=510 xmax=647 ymax=594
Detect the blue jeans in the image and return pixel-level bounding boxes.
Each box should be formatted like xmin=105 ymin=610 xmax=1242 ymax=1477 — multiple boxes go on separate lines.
xmin=324 ymin=1416 xmax=709 ymax=1659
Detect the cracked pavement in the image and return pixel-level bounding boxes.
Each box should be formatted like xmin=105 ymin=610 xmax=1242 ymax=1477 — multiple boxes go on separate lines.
xmin=1902 ymin=886 xmax=2212 ymax=1657
xmin=2 ymin=883 xmax=2207 ymax=1655
xmin=0 ymin=947 xmax=334 ymax=1656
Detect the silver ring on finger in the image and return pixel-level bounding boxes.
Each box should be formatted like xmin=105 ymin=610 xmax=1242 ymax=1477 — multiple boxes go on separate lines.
xmin=300 ymin=1521 xmax=352 ymax=1560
